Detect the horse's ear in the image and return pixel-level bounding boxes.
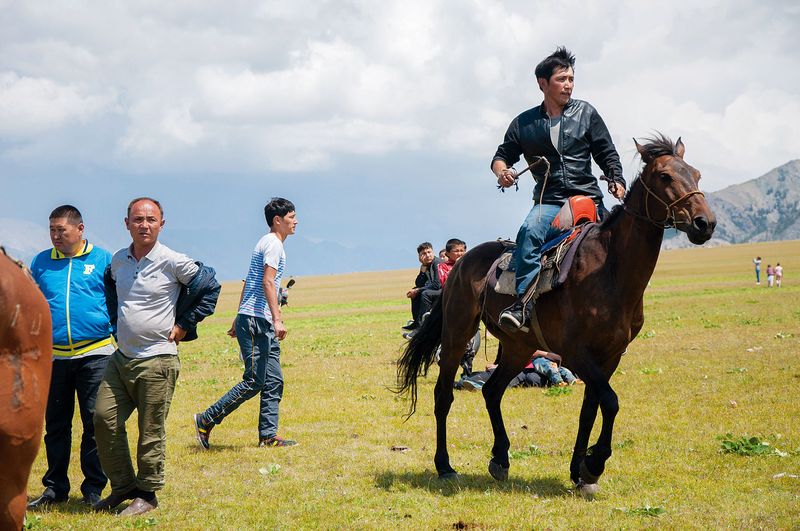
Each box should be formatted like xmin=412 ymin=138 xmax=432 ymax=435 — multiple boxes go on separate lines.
xmin=634 ymin=138 xmax=650 ymax=162
xmin=675 ymin=137 xmax=685 ymax=159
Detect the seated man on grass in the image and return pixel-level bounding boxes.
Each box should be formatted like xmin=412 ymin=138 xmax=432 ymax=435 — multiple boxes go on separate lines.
xmin=403 ymin=242 xmax=441 ymax=331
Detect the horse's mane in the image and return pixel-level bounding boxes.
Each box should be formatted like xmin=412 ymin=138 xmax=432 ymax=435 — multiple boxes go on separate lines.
xmin=600 ymin=204 xmax=625 ymax=228
xmin=636 ymin=133 xmax=677 ymax=162
xmin=599 ymin=133 xmax=676 ymax=230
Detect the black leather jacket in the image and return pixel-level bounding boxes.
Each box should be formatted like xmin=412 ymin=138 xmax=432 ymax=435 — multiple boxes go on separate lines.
xmin=492 ymin=98 xmax=624 ymax=205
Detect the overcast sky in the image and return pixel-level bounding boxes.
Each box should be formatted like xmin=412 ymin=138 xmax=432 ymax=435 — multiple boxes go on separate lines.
xmin=1 ymin=0 xmax=798 ymax=278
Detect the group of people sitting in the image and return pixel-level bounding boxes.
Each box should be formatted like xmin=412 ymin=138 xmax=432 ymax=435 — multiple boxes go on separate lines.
xmin=402 ymin=240 xmax=582 ymax=391
xmin=403 ymin=238 xmax=467 ymax=337
xmin=455 ymin=350 xmax=581 ymax=391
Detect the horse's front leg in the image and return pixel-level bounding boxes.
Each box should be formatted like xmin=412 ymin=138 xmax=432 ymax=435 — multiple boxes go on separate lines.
xmin=570 ymin=385 xmax=600 ymax=484
xmin=573 ymin=361 xmax=619 ymax=497
xmin=482 ymin=356 xmax=528 ymax=481
xmin=433 ymin=349 xmax=462 ymax=479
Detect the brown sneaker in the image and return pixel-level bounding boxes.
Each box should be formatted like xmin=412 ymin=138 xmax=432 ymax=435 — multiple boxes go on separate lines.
xmin=118 ymin=494 xmax=158 ymax=516
xmin=93 ymin=489 xmax=139 ymax=512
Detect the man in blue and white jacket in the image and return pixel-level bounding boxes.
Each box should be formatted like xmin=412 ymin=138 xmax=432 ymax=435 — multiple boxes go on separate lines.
xmin=28 ymin=205 xmax=114 ymax=509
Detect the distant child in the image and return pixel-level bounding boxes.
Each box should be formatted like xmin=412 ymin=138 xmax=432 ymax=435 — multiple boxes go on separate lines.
xmin=439 ymin=249 xmax=447 ymax=260
xmin=531 ymin=352 xmax=580 ymax=386
xmin=775 ymin=263 xmax=783 ymax=287
xmin=766 ymin=264 xmax=775 ymax=287
xmin=436 ymin=238 xmax=466 ymax=286
xmin=404 ymin=242 xmax=440 ymax=331
xmin=753 ymin=257 xmax=761 ymax=284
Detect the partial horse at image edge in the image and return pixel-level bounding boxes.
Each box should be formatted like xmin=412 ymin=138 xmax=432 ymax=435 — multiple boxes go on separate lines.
xmin=0 ymin=251 xmax=53 ymax=529
xmin=397 ymin=134 xmax=715 ymax=497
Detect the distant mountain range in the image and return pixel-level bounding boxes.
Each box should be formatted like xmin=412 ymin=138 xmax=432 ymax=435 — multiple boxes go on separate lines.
xmin=4 ymin=160 xmax=798 ymax=274
xmin=662 ymin=159 xmax=800 ymax=249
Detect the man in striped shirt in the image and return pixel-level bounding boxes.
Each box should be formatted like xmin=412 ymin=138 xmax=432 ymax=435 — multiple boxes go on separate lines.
xmin=194 ymin=197 xmax=298 ymax=448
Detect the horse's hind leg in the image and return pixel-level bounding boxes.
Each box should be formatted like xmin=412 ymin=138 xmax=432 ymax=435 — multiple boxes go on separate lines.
xmin=434 ymin=309 xmax=479 ymax=479
xmin=482 ymin=348 xmax=530 ymax=481
xmin=433 ymin=352 xmax=461 ymax=479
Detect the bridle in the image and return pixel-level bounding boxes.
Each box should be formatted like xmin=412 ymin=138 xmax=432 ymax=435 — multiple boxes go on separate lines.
xmin=624 ymin=170 xmax=705 ymax=229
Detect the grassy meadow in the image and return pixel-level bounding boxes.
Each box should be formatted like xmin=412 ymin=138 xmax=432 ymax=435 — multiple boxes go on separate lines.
xmin=25 ymin=240 xmax=799 ymax=530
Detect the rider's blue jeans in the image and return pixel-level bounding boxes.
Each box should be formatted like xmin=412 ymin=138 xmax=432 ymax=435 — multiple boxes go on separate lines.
xmin=514 ymin=203 xmax=563 ymax=297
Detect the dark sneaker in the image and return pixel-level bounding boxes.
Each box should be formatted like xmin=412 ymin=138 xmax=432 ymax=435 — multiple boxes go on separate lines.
xmin=82 ymin=492 xmax=102 ymax=507
xmin=401 ymin=321 xmax=418 ymax=331
xmin=499 ymin=301 xmax=526 ymax=330
xmin=194 ymin=413 xmax=212 ymax=450
xmin=259 ymin=435 xmax=298 ymax=447
xmin=402 ymin=329 xmax=417 ymax=340
xmin=27 ymin=488 xmax=67 ymax=510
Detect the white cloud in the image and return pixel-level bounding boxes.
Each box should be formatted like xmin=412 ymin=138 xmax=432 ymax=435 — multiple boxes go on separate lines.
xmin=0 ymin=72 xmax=110 ymax=137
xmin=119 ymin=99 xmax=206 ymax=157
xmin=0 ymin=0 xmax=797 ymax=183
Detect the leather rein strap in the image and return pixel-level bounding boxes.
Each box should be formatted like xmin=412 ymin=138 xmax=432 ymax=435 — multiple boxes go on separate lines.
xmin=625 ymin=177 xmax=704 ymax=229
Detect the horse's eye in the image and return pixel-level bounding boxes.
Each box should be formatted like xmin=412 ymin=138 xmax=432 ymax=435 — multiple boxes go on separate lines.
xmin=659 ymin=172 xmax=672 ymax=181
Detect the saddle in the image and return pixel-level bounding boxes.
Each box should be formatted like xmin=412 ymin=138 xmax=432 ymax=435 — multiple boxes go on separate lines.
xmin=488 ymin=196 xmax=598 ymax=303
xmin=489 ymin=225 xmax=593 ymax=302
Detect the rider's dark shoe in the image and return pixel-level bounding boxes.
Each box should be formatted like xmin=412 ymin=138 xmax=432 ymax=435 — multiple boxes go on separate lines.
xmin=499 ymin=300 xmax=527 ymax=330
xmin=401 ymin=320 xmax=418 ymax=331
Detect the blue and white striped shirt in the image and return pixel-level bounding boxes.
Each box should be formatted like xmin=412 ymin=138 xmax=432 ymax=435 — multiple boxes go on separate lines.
xmin=238 ymin=232 xmax=285 ymax=323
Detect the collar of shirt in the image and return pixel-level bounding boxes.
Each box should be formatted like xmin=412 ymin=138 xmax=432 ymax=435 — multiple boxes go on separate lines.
xmin=50 ymin=240 xmax=93 ymax=260
xmin=126 ymin=240 xmax=163 ymax=263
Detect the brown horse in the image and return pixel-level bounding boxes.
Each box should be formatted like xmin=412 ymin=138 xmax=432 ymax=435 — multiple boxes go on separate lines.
xmin=397 ymin=135 xmax=715 ymax=496
xmin=0 ymin=251 xmax=52 ymax=529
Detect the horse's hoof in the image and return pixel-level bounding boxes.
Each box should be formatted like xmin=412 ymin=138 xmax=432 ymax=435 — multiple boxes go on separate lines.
xmin=438 ymin=471 xmax=460 ymax=481
xmin=488 ymin=459 xmax=509 ymax=481
xmin=576 ymin=481 xmax=599 ymax=500
xmin=579 ymin=460 xmax=600 ymax=485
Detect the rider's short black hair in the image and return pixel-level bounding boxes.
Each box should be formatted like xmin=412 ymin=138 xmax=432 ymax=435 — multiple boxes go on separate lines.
xmin=535 ymin=46 xmax=575 ymax=81
xmin=264 ymin=197 xmax=296 ymax=227
xmin=416 ymin=242 xmax=433 ymax=254
xmin=49 ymin=205 xmax=83 ymax=225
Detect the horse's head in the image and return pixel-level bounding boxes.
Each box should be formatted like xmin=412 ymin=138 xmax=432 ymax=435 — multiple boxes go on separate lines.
xmin=632 ymin=135 xmax=716 ymax=244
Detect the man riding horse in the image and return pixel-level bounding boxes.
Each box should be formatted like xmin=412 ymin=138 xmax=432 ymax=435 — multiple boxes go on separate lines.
xmin=492 ymin=46 xmax=626 ymax=330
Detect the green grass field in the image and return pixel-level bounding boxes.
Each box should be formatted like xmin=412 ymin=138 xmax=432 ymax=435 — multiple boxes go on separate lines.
xmin=25 ymin=241 xmax=799 ymax=530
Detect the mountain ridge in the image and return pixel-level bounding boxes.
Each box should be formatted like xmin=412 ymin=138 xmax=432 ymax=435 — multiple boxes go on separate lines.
xmin=663 ymin=159 xmax=800 ymax=249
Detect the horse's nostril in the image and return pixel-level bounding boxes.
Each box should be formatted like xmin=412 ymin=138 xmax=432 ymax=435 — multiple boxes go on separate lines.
xmin=693 ymin=216 xmax=708 ymax=233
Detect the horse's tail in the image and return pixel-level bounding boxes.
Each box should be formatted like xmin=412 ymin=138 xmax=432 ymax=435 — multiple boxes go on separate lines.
xmin=396 ymin=296 xmax=444 ymax=417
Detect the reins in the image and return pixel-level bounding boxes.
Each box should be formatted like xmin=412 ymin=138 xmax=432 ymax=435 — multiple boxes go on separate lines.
xmin=624 ymin=174 xmax=704 ymax=229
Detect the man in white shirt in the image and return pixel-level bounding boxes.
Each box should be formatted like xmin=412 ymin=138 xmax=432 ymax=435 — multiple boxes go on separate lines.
xmin=94 ymin=197 xmax=198 ymax=516
xmin=194 ymin=197 xmax=298 ymax=449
